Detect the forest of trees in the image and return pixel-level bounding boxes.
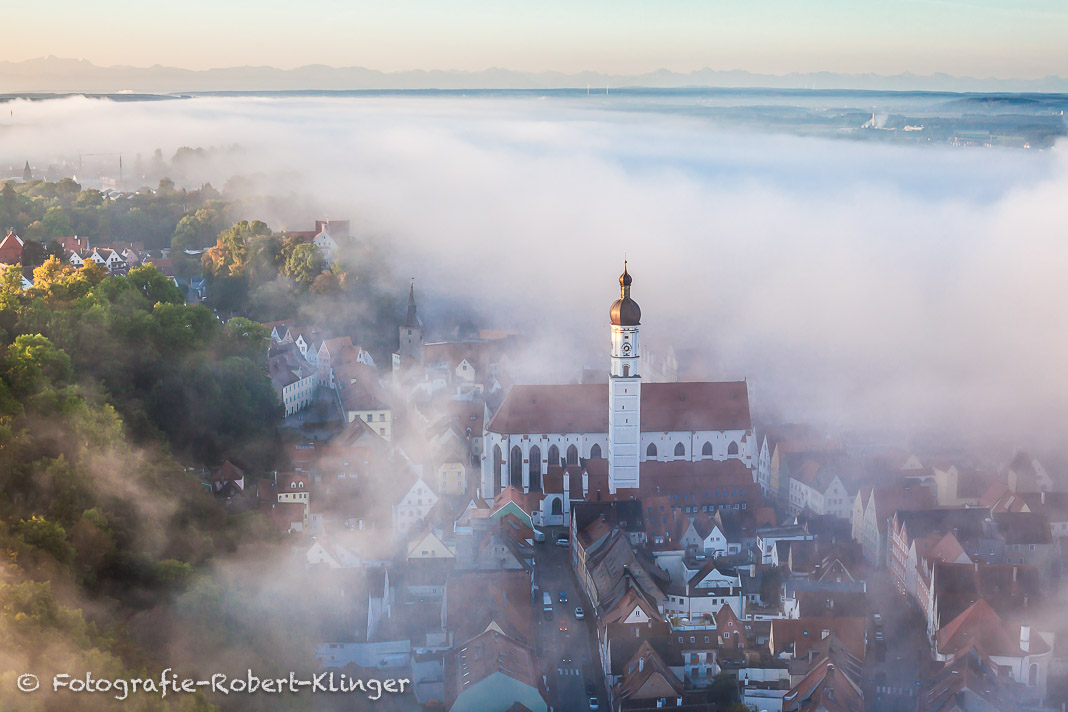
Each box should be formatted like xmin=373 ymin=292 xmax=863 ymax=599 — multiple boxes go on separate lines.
xmin=0 ymin=177 xmax=231 ymax=254
xmin=0 ymin=178 xmax=393 ymax=710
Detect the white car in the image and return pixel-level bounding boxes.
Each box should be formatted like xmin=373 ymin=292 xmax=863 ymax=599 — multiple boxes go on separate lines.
xmin=575 ymin=607 xmax=585 ymax=620
xmin=555 ymin=536 xmax=570 ymax=548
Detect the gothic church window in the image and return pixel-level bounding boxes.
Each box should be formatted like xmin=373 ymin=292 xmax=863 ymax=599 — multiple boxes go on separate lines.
xmin=647 ymin=443 xmax=657 ymax=458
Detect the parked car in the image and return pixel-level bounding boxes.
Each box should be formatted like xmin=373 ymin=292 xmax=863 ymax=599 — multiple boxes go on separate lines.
xmin=555 ymin=535 xmax=570 ymax=548
xmin=575 ymin=607 xmax=585 ymax=620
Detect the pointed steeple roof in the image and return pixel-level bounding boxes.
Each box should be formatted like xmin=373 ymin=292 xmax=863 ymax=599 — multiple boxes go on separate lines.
xmin=403 ymin=278 xmax=422 ymax=328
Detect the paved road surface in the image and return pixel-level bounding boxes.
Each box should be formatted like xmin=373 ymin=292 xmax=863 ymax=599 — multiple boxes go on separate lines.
xmin=534 ymin=535 xmax=604 ymax=711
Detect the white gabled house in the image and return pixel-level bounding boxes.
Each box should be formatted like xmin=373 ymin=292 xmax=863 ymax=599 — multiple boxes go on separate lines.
xmin=393 ymin=472 xmax=439 ymax=535
xmin=406 ymin=528 xmax=455 ymax=560
xmin=678 ymin=516 xmax=728 ymax=556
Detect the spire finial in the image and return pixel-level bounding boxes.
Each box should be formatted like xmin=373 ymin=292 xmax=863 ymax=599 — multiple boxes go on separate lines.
xmin=619 ymin=259 xmax=633 ymax=295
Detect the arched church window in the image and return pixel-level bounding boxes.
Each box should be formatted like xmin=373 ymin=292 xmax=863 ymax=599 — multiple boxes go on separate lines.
xmin=566 ymin=445 xmax=579 ymax=466
xmin=510 ymin=446 xmax=523 ymax=483
xmin=728 ymin=441 xmax=740 ymax=456
xmin=647 ymin=443 xmax=657 ymax=458
xmin=674 ymin=442 xmax=685 ymax=457
xmin=702 ymin=442 xmax=713 ymax=457
xmin=590 ymin=443 xmax=602 ymax=459
xmin=493 ymin=445 xmax=503 ymax=494
xmin=548 ymin=444 xmax=560 ymax=466
xmin=551 ymin=498 xmax=563 ymax=516
xmin=1029 ymin=663 xmax=1039 ymax=687
xmin=622 ymin=365 xmax=630 ymax=377
xmin=529 ymin=446 xmax=542 ymax=490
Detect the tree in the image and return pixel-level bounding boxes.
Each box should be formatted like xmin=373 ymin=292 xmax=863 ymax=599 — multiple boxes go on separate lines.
xmin=224 ymin=317 xmax=270 ymax=362
xmin=2 ymin=333 xmax=73 ymax=395
xmin=19 ymin=240 xmax=47 ymax=268
xmin=202 ymin=220 xmax=272 ymax=278
xmin=45 ymin=239 xmax=66 ymax=260
xmin=41 ymin=206 xmax=73 ymax=238
xmin=79 ymin=260 xmax=107 ymax=286
xmin=283 ymin=243 xmax=326 ymax=288
xmin=127 ymin=264 xmax=183 ymax=305
xmin=760 ymin=565 xmax=786 ymax=605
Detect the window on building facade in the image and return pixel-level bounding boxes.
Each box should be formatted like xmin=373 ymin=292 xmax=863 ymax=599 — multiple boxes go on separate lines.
xmin=647 ymin=443 xmax=657 ymax=457
xmin=728 ymin=441 xmax=740 ymax=455
xmin=702 ymin=442 xmax=713 ymax=456
xmin=674 ymin=442 xmax=685 ymax=457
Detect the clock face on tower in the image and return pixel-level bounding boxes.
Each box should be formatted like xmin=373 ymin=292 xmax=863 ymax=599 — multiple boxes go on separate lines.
xmin=621 ymin=342 xmax=631 ymax=354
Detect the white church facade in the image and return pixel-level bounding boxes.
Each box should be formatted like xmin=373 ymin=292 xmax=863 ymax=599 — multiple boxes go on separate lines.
xmin=481 ymin=265 xmax=756 ymax=500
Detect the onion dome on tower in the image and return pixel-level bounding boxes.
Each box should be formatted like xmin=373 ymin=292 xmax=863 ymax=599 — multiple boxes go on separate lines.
xmin=610 ymin=262 xmax=641 ymax=326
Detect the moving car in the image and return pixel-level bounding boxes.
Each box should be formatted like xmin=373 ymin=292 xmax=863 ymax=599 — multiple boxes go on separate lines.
xmin=559 ymin=591 xmax=568 ymax=603
xmin=589 ymin=697 xmax=599 ymax=710
xmin=575 ymin=607 xmax=585 ymax=620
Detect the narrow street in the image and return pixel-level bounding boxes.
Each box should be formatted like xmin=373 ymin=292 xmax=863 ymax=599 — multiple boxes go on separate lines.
xmin=863 ymin=569 xmax=931 ymax=712
xmin=534 ymin=534 xmax=603 ymax=712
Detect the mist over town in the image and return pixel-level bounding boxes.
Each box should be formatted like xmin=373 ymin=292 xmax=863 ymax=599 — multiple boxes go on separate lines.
xmin=2 ymin=4 xmax=1068 ymax=712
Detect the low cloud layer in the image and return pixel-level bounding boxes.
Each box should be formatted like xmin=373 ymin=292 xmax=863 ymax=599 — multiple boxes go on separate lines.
xmin=2 ymin=94 xmax=1066 ymax=453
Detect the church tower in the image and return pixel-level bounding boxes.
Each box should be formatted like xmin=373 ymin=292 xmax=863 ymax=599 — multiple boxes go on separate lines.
xmin=398 ymin=279 xmax=425 ymax=366
xmin=608 ymin=263 xmax=641 ymax=492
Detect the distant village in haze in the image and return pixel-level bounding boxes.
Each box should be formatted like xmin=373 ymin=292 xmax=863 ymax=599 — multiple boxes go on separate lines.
xmin=3 ymin=164 xmax=1068 ymax=712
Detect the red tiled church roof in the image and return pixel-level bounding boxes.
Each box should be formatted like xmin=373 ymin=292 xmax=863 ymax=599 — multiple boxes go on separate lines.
xmin=487 ymin=381 xmax=751 ymax=434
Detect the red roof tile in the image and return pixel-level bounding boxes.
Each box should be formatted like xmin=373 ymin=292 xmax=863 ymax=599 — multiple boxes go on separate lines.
xmin=487 ymin=381 xmax=751 ymax=434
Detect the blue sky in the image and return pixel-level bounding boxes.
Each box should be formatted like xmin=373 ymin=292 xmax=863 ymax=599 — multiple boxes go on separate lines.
xmin=6 ymin=0 xmax=1068 ymax=76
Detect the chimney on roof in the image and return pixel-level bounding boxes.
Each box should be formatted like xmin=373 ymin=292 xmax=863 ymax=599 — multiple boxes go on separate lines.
xmin=1021 ymin=625 xmax=1030 ymax=653
xmin=639 ymin=655 xmax=645 ymax=673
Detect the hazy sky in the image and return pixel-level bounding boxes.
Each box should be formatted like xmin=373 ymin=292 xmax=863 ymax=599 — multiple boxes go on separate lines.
xmin=5 ymin=0 xmax=1068 ymax=77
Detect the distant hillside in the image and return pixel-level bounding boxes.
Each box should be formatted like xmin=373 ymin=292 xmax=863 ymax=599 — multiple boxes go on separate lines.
xmin=2 ymin=56 xmax=1067 ymax=94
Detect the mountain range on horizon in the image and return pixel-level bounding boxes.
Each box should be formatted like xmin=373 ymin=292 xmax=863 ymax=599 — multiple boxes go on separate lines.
xmin=2 ymin=56 xmax=1068 ymax=95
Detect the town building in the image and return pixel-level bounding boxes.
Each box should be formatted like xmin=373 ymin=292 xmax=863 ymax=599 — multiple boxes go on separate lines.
xmin=482 ymin=265 xmax=756 ymax=501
